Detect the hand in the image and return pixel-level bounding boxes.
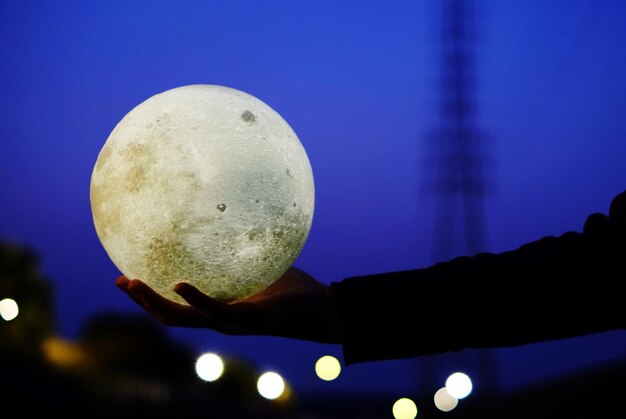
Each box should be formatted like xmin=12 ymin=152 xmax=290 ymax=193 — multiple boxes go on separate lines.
xmin=115 ymin=266 xmax=342 ymax=344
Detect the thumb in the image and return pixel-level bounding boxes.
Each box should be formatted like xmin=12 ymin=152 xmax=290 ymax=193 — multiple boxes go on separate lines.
xmin=173 ymin=282 xmax=232 ymax=319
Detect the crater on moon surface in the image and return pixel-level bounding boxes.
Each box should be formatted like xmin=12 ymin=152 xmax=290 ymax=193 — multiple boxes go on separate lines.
xmin=241 ymin=110 xmax=256 ymax=123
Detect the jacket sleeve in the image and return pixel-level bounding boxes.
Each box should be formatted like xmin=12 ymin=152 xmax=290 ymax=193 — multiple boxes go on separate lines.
xmin=331 ymin=206 xmax=626 ymax=365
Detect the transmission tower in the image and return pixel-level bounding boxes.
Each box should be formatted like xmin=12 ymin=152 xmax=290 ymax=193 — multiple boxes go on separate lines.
xmin=430 ymin=0 xmax=489 ymax=261
xmin=420 ymin=0 xmax=498 ymax=399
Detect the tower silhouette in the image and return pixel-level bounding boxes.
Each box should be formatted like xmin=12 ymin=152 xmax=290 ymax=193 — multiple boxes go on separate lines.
xmin=430 ymin=0 xmax=488 ymax=262
xmin=420 ymin=0 xmax=498 ymax=398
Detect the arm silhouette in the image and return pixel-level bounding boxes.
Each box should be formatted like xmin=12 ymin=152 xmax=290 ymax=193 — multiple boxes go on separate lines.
xmin=117 ymin=190 xmax=626 ymax=364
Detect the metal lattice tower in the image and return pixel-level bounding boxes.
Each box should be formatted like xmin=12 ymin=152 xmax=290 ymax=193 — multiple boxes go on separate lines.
xmin=419 ymin=0 xmax=498 ymax=398
xmin=431 ymin=0 xmax=488 ymax=262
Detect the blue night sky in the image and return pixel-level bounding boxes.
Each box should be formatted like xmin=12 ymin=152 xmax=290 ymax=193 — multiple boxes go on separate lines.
xmin=1 ymin=0 xmax=625 ymax=399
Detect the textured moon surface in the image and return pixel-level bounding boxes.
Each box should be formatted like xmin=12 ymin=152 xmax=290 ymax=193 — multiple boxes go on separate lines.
xmin=90 ymin=85 xmax=314 ymax=302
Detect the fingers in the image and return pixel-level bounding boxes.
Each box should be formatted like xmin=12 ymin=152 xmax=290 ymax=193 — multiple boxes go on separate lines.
xmin=115 ymin=276 xmax=150 ymax=308
xmin=115 ymin=276 xmax=210 ymax=327
xmin=127 ymin=279 xmax=167 ymax=308
xmin=115 ymin=275 xmax=130 ymax=289
xmin=115 ymin=276 xmax=261 ymax=334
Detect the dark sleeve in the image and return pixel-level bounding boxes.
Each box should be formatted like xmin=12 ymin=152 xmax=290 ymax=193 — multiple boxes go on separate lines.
xmin=331 ymin=197 xmax=626 ymax=365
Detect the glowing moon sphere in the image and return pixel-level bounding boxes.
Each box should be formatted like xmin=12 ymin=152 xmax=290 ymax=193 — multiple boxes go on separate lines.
xmin=90 ymin=85 xmax=314 ymax=302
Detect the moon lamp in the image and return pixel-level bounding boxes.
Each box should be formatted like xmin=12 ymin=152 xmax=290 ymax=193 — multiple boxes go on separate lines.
xmin=90 ymin=84 xmax=314 ymax=303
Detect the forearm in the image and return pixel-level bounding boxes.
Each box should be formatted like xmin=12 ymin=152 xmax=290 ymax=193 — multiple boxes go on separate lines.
xmin=332 ymin=212 xmax=626 ymax=365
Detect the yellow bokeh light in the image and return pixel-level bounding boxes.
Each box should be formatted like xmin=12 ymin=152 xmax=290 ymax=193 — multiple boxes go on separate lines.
xmin=195 ymin=352 xmax=224 ymax=382
xmin=315 ymin=355 xmax=341 ymax=381
xmin=392 ymin=397 xmax=418 ymax=419
xmin=42 ymin=337 xmax=87 ymax=368
xmin=257 ymin=371 xmax=285 ymax=400
xmin=445 ymin=372 xmax=473 ymax=399
xmin=0 ymin=298 xmax=18 ymax=321
xmin=434 ymin=387 xmax=458 ymax=412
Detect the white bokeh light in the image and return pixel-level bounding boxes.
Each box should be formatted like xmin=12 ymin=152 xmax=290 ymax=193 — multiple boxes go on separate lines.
xmin=315 ymin=355 xmax=341 ymax=381
xmin=445 ymin=372 xmax=473 ymax=399
xmin=0 ymin=298 xmax=19 ymax=321
xmin=392 ymin=397 xmax=418 ymax=419
xmin=195 ymin=352 xmax=224 ymax=382
xmin=257 ymin=371 xmax=285 ymax=400
xmin=434 ymin=387 xmax=458 ymax=412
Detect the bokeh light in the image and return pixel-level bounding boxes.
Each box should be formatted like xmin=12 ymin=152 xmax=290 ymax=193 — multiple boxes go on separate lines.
xmin=42 ymin=337 xmax=86 ymax=368
xmin=434 ymin=387 xmax=458 ymax=412
xmin=445 ymin=372 xmax=473 ymax=399
xmin=257 ymin=371 xmax=285 ymax=400
xmin=315 ymin=355 xmax=341 ymax=381
xmin=195 ymin=352 xmax=224 ymax=382
xmin=392 ymin=397 xmax=418 ymax=419
xmin=0 ymin=298 xmax=19 ymax=321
